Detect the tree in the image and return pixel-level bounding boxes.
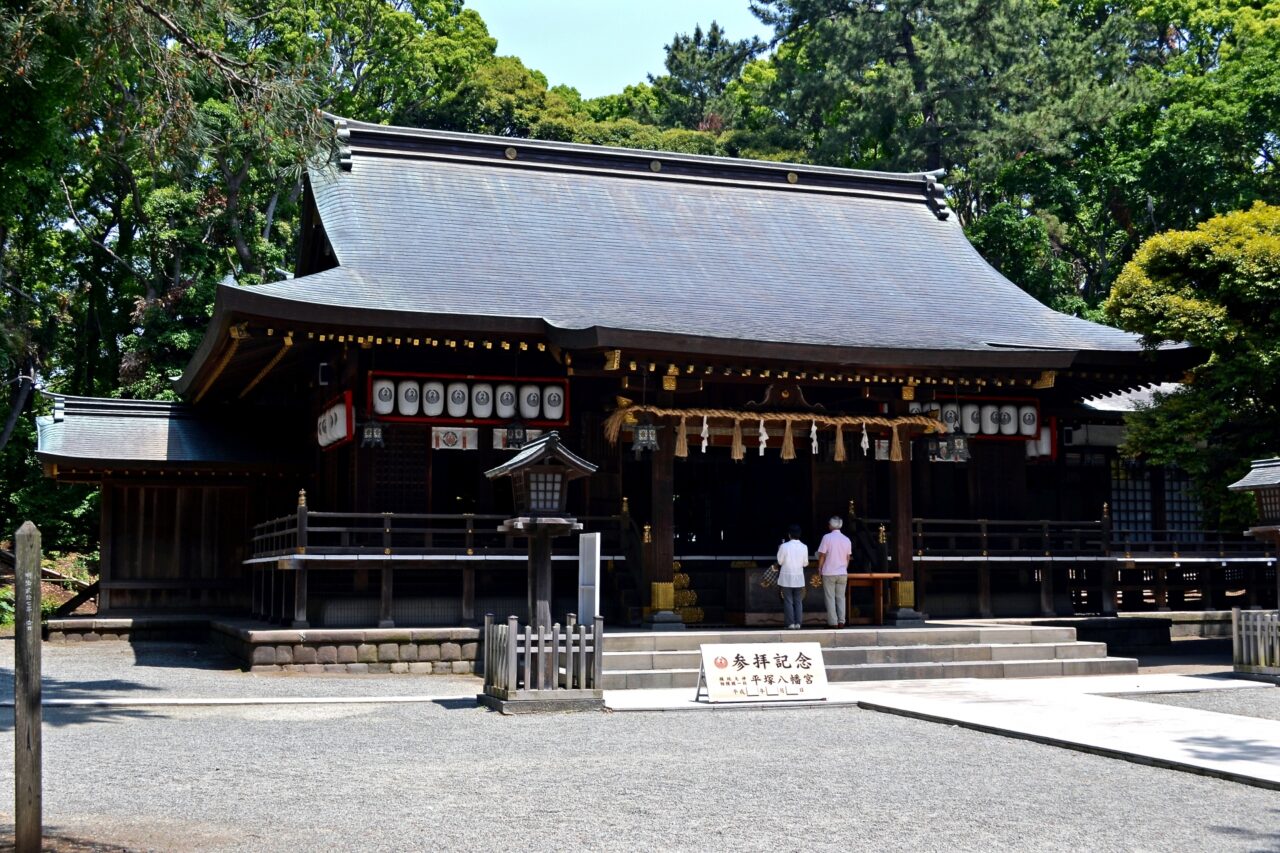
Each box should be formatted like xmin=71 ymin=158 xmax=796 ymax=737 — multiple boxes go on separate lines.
xmin=649 ymin=22 xmax=762 ymax=130
xmin=1105 ymin=202 xmax=1280 ymax=526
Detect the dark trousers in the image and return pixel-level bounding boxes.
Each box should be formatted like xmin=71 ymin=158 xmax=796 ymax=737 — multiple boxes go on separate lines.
xmin=781 ymin=586 xmax=805 ymax=626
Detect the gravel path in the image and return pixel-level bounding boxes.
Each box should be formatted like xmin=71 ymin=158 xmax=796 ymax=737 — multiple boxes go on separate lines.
xmin=1127 ymin=683 xmax=1280 ymax=722
xmin=0 ymin=640 xmax=480 ymax=701
xmin=2 ymin=641 xmax=1279 ymax=851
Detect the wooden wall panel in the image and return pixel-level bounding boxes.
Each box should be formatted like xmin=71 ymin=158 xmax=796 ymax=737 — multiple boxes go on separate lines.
xmin=101 ymin=482 xmax=252 ymax=613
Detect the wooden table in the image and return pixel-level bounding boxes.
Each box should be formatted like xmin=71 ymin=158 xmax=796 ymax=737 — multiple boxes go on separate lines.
xmin=845 ymin=573 xmax=902 ymax=625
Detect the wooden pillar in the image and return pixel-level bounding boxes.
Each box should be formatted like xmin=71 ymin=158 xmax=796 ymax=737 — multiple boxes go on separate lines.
xmin=292 ymin=566 xmax=309 ymax=628
xmin=529 ymin=528 xmax=553 ymax=630
xmin=890 ymin=434 xmax=924 ymax=622
xmin=1038 ymin=565 xmax=1055 ymax=617
xmin=462 ymin=566 xmax=476 ymax=624
xmin=15 ymin=521 xmax=42 ymax=853
xmin=379 ymin=564 xmax=395 ymax=628
xmin=647 ymin=429 xmax=676 ymax=593
xmin=98 ymin=483 xmax=113 ymax=614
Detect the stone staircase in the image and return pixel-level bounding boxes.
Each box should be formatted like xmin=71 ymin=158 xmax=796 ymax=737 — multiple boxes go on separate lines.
xmin=600 ymin=624 xmax=1137 ymax=690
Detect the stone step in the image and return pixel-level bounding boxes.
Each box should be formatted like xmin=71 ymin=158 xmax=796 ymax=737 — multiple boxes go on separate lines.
xmin=600 ymin=656 xmax=1137 ymax=690
xmin=602 ymin=641 xmax=1110 ymax=672
xmin=602 ymin=625 xmax=1078 ymax=653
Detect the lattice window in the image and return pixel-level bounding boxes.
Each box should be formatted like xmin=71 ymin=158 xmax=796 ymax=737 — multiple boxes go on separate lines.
xmin=1110 ymin=460 xmax=1152 ymax=543
xmin=528 ymin=471 xmax=563 ymax=512
xmin=1162 ymin=466 xmax=1203 ymax=541
xmin=372 ymin=424 xmax=429 ymax=513
xmin=1259 ymin=489 xmax=1280 ymax=523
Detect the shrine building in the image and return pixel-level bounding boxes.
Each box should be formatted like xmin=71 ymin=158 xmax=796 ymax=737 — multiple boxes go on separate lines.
xmin=36 ymin=117 xmax=1278 ymax=633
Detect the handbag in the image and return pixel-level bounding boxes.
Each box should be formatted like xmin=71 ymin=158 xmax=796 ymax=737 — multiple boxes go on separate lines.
xmin=759 ymin=564 xmax=780 ymax=588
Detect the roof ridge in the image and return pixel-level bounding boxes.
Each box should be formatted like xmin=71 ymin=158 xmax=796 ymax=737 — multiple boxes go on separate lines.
xmin=326 ymin=114 xmax=952 ymax=219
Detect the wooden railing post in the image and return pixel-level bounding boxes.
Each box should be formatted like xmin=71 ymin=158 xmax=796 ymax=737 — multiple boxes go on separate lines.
xmin=15 ymin=521 xmax=42 ymax=853
xmin=507 ymin=615 xmax=519 ymax=694
xmin=1100 ymin=503 xmax=1111 ymax=557
xmin=592 ymin=615 xmax=604 ymax=688
xmin=296 ymin=490 xmax=308 ymax=554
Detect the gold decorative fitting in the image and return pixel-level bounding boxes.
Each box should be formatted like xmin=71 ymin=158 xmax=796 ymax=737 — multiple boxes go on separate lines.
xmin=628 ymin=360 xmax=637 ymax=371
xmin=643 ymin=523 xmax=653 ymax=544
xmin=786 ymin=172 xmax=799 ymax=184
xmin=297 ymin=489 xmax=307 ymax=507
xmin=519 ymin=341 xmax=528 ymax=351
xmin=1032 ymin=370 xmax=1057 ymax=389
xmin=650 ymin=160 xmax=662 ymax=172
xmin=537 ymin=343 xmax=546 ymax=351
xmin=667 ymin=363 xmax=679 ymax=376
xmin=621 ymin=496 xmax=630 ymax=515
xmin=878 ymin=524 xmax=887 ymax=544
xmin=604 ymin=350 xmax=622 ymax=371
xmin=504 ymin=147 xmax=518 ymax=160
xmin=901 ymin=385 xmax=916 ymax=401
xmin=483 ymin=341 xmax=492 ymax=349
xmin=662 ymin=375 xmax=677 ymax=391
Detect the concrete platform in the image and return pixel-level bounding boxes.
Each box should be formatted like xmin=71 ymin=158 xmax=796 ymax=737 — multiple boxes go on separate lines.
xmin=605 ymin=673 xmax=1280 ymax=790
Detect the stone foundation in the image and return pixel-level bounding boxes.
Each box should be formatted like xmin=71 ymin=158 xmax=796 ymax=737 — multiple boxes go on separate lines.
xmin=210 ymin=620 xmax=481 ymax=674
xmin=43 ymin=615 xmax=483 ymax=675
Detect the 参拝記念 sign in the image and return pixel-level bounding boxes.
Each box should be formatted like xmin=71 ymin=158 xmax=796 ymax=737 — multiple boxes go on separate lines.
xmin=695 ymin=642 xmax=828 ymax=703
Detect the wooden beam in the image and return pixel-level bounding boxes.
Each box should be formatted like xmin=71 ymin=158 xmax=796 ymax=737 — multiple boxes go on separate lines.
xmin=193 ymin=323 xmax=250 ymax=403
xmin=238 ymin=332 xmax=294 ymax=399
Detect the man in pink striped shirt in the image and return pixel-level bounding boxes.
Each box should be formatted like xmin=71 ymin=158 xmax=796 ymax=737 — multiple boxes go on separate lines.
xmin=817 ymin=516 xmax=852 ymax=628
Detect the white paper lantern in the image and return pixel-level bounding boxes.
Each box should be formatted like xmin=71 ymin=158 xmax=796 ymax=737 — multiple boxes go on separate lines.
xmin=999 ymin=404 xmax=1018 ymax=436
xmin=329 ymin=404 xmax=347 ymax=442
xmin=518 ymin=384 xmax=541 ymax=420
xmin=470 ymin=383 xmax=494 ymax=419
xmin=961 ymin=403 xmax=981 ymax=435
xmin=422 ymin=381 xmax=445 ymax=417
xmin=1018 ymin=405 xmax=1038 ymax=437
xmin=1037 ymin=425 xmax=1053 ymax=456
xmin=980 ymin=404 xmax=999 ymax=435
xmin=396 ymin=381 xmax=420 ymax=416
xmin=372 ymin=379 xmax=395 ymax=416
xmin=542 ymin=384 xmax=565 ymax=421
xmin=317 ymin=413 xmax=328 ymax=446
xmin=941 ymin=403 xmax=961 ymax=433
xmin=495 ymin=384 xmax=517 ymax=419
xmin=1026 ymin=439 xmax=1039 ymax=459
xmin=908 ymin=401 xmax=923 ymax=414
xmin=446 ymin=382 xmax=469 ymax=418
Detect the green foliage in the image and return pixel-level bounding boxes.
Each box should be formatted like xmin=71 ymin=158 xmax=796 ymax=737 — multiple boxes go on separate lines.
xmin=648 ymin=22 xmax=762 ymax=130
xmin=1105 ymin=202 xmax=1280 ymax=525
xmin=0 ymin=588 xmax=12 ymax=626
xmin=965 ymin=204 xmax=1081 ymax=313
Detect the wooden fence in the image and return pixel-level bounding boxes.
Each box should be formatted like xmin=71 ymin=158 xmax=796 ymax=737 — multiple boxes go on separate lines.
xmin=483 ymin=613 xmax=603 ymax=700
xmin=1233 ymin=608 xmax=1280 ymax=677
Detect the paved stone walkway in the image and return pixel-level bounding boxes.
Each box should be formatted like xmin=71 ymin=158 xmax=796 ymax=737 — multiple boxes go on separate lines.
xmin=604 ymin=674 xmax=1280 ymax=789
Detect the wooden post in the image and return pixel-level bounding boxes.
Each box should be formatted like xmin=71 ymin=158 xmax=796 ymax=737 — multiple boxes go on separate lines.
xmin=296 ymin=489 xmax=308 ymax=553
xmin=529 ymin=527 xmax=553 ymax=630
xmin=462 ymin=566 xmax=476 ymax=623
xmin=646 ymin=426 xmax=676 ymax=599
xmin=1039 ymin=566 xmax=1055 ymax=617
xmin=889 ymin=443 xmax=922 ymax=622
xmin=15 ymin=521 xmax=42 ymax=853
xmin=292 ymin=566 xmax=309 ymax=628
xmin=379 ymin=564 xmax=395 ymax=628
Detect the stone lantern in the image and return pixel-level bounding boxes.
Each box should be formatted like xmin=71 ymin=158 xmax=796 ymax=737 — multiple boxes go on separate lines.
xmin=485 ymin=431 xmax=596 ymax=629
xmin=1229 ymin=458 xmax=1280 ymax=608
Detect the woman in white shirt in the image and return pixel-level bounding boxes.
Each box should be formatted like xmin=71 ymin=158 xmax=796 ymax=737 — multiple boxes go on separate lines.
xmin=776 ymin=524 xmax=809 ymax=629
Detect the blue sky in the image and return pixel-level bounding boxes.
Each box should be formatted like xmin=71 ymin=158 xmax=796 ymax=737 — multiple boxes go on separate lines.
xmin=463 ymin=1 xmax=775 ymax=99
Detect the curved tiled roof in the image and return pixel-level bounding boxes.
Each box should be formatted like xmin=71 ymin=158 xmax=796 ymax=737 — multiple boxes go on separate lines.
xmin=183 ymin=117 xmax=1182 ymax=392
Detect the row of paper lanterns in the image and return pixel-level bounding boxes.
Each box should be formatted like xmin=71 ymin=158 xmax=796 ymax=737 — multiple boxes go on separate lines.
xmin=911 ymin=400 xmax=1052 ymax=457
xmin=371 ymin=378 xmax=566 ymax=421
xmin=910 ymin=401 xmax=1038 ymax=436
xmin=317 ymin=397 xmax=351 ymax=448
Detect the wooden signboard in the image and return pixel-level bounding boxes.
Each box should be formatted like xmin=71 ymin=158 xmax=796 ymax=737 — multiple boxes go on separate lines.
xmin=695 ymin=642 xmax=828 ymax=703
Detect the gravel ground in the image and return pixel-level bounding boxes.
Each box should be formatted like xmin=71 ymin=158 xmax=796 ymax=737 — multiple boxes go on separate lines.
xmin=2 ymin=642 xmax=1280 ymax=851
xmin=0 ymin=639 xmax=480 ymax=701
xmin=1127 ymin=683 xmax=1280 ymax=722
